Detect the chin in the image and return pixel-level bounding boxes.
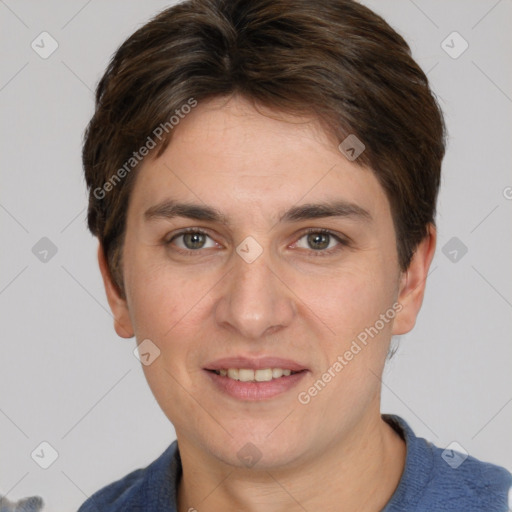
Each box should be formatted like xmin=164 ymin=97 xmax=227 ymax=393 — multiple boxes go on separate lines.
xmin=205 ymin=425 xmax=307 ymax=471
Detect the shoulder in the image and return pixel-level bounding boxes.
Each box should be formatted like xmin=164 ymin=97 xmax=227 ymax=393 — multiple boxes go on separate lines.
xmin=77 ymin=467 xmax=146 ymax=512
xmin=77 ymin=441 xmax=180 ymax=512
xmin=421 ymin=441 xmax=512 ymax=511
xmin=383 ymin=415 xmax=512 ymax=512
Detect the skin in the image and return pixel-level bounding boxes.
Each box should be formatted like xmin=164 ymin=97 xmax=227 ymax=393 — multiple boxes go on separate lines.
xmin=98 ymin=95 xmax=436 ymax=512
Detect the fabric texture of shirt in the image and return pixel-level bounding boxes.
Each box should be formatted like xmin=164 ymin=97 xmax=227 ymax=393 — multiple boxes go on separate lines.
xmin=78 ymin=415 xmax=512 ymax=511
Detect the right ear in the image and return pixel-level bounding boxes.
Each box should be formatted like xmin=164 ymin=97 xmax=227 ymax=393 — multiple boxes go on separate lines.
xmin=97 ymin=244 xmax=134 ymax=339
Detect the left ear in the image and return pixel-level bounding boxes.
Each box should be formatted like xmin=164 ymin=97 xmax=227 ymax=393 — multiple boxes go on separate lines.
xmin=392 ymin=223 xmax=437 ymax=335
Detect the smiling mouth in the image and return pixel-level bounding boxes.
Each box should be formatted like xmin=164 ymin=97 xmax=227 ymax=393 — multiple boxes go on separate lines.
xmin=208 ymin=368 xmax=304 ymax=382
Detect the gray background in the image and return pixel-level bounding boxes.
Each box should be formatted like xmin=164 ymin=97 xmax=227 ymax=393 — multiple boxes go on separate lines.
xmin=1 ymin=0 xmax=511 ymax=510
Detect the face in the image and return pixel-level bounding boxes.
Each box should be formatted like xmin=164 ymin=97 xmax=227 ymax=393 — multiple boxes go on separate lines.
xmin=101 ymin=95 xmax=434 ymax=470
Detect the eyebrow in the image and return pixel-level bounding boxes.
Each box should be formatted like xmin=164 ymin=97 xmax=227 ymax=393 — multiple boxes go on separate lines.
xmin=144 ymin=199 xmax=372 ymax=225
xmin=279 ymin=201 xmax=372 ymax=223
xmin=144 ymin=201 xmax=230 ymax=224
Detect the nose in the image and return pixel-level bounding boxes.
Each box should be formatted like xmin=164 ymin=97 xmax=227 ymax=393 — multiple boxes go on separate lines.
xmin=214 ymin=245 xmax=296 ymax=340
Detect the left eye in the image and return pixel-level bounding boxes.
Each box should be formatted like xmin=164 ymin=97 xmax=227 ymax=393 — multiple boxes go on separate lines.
xmin=171 ymin=231 xmax=217 ymax=250
xmin=295 ymin=231 xmax=342 ymax=251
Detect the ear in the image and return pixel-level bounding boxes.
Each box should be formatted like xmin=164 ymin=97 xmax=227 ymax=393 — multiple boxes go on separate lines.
xmin=392 ymin=224 xmax=437 ymax=335
xmin=97 ymin=244 xmax=134 ymax=339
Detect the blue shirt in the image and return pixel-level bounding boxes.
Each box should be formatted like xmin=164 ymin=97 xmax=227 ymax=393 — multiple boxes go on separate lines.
xmin=78 ymin=415 xmax=511 ymax=511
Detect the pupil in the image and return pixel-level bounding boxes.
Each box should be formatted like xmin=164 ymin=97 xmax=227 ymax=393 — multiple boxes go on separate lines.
xmin=184 ymin=232 xmax=205 ymax=249
xmin=308 ymin=233 xmax=329 ymax=250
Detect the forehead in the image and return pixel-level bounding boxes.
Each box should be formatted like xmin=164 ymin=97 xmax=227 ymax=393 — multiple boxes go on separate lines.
xmin=129 ymin=95 xmax=391 ymax=225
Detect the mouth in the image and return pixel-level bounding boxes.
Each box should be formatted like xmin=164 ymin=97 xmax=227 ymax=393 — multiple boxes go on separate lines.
xmin=203 ymin=357 xmax=309 ymax=400
xmin=207 ymin=367 xmax=303 ymax=382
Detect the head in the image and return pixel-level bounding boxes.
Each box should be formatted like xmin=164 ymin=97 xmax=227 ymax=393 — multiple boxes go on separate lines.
xmin=84 ymin=0 xmax=444 ymax=469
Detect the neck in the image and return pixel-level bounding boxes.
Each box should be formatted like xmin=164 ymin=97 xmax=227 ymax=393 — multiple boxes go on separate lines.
xmin=176 ymin=410 xmax=406 ymax=512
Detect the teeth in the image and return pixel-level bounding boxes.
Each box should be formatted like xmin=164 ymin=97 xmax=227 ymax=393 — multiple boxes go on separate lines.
xmin=227 ymin=368 xmax=239 ymax=380
xmin=255 ymin=369 xmax=273 ymax=382
xmin=239 ymin=369 xmax=254 ymax=382
xmin=214 ymin=368 xmax=299 ymax=381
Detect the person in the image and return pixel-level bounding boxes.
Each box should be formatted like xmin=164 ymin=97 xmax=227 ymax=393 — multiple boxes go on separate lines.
xmin=78 ymin=0 xmax=511 ymax=510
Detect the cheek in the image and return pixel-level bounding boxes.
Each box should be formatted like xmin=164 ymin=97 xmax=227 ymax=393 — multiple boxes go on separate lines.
xmin=126 ymin=261 xmax=213 ymax=424
xmin=125 ymin=255 xmax=217 ymax=382
xmin=124 ymin=247 xmax=206 ymax=338
xmin=301 ymin=260 xmax=398 ymax=345
xmin=294 ymin=264 xmax=397 ymax=427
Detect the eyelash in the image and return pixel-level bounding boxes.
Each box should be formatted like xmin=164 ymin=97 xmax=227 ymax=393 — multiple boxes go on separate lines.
xmin=165 ymin=227 xmax=350 ymax=257
xmin=293 ymin=228 xmax=350 ymax=257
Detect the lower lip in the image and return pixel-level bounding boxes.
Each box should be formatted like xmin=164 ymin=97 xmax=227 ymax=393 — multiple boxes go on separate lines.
xmin=204 ymin=370 xmax=308 ymax=400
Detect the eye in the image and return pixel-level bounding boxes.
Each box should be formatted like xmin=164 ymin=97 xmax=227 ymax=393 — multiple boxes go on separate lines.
xmin=294 ymin=229 xmax=348 ymax=254
xmin=167 ymin=229 xmax=217 ymax=251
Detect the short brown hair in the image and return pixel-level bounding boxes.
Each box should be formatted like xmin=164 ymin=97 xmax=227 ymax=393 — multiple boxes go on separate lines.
xmin=83 ymin=0 xmax=446 ymax=293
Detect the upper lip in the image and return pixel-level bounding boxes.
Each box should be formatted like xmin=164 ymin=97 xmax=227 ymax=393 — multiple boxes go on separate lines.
xmin=204 ymin=356 xmax=308 ymax=372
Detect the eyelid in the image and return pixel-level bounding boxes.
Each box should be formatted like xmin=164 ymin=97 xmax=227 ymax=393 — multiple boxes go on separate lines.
xmin=291 ymin=227 xmax=350 ymax=254
xmin=297 ymin=227 xmax=349 ymax=242
xmin=164 ymin=230 xmax=217 ymax=257
xmin=166 ymin=226 xmax=211 ymax=241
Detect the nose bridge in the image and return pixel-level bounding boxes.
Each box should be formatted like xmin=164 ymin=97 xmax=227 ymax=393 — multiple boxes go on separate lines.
xmin=215 ymin=243 xmax=295 ymax=339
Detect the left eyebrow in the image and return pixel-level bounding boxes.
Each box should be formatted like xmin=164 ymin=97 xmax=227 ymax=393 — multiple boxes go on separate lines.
xmin=278 ymin=200 xmax=372 ymax=223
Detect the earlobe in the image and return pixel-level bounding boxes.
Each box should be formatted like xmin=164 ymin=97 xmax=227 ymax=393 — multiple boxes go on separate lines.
xmin=392 ymin=224 xmax=437 ymax=335
xmin=97 ymin=244 xmax=134 ymax=339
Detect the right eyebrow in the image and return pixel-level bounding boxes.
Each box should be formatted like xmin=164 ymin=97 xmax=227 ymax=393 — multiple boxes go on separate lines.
xmin=144 ymin=200 xmax=230 ymax=225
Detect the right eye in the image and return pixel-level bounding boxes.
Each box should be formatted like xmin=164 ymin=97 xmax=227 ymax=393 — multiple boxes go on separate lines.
xmin=166 ymin=228 xmax=219 ymax=253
